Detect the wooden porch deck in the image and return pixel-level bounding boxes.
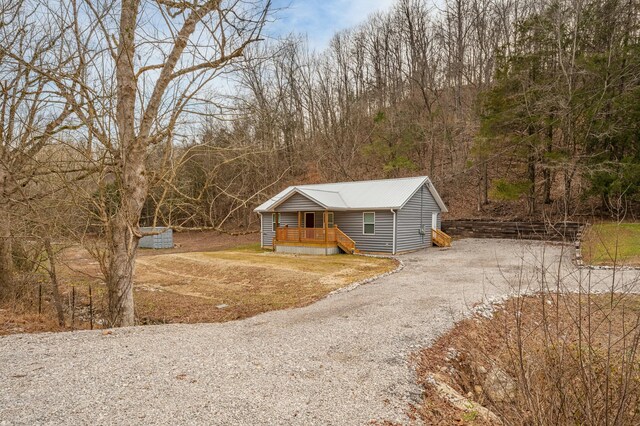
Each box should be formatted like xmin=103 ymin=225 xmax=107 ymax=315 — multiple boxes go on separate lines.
xmin=275 ymin=226 xmax=358 ymax=254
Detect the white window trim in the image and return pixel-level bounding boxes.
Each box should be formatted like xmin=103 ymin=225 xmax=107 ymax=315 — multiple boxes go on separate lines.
xmin=363 ymin=211 xmax=375 ymax=235
xmin=326 ymin=212 xmax=334 ymax=228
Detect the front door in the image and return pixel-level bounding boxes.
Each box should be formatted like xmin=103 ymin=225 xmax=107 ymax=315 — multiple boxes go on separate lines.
xmin=304 ymin=212 xmax=315 ymax=239
xmin=305 ymin=212 xmax=315 ymax=228
xmin=431 ymin=212 xmax=439 ymax=230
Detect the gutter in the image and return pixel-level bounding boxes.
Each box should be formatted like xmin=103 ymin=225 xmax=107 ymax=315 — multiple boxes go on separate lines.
xmin=259 ymin=213 xmax=263 ymax=248
xmin=391 ymin=209 xmax=396 ymax=255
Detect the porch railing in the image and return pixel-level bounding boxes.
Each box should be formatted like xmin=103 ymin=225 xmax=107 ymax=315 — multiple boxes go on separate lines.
xmin=275 ymin=226 xmax=337 ymax=243
xmin=274 ymin=225 xmax=358 ymax=253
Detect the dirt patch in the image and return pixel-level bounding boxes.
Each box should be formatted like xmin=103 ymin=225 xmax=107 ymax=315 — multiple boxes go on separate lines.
xmin=414 ymin=293 xmax=640 ymax=425
xmin=2 ymin=231 xmax=396 ymax=334
xmin=57 ymin=230 xmax=260 ymax=277
xmin=144 ymin=229 xmax=260 ymax=255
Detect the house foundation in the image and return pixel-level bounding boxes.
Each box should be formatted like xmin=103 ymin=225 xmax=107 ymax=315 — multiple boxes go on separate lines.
xmin=275 ymin=243 xmax=340 ymax=255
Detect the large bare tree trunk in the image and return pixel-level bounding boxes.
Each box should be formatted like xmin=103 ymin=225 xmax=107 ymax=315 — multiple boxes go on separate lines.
xmin=43 ymin=238 xmax=64 ymax=326
xmin=104 ymin=151 xmax=148 ymax=326
xmin=105 ymin=219 xmax=139 ymax=327
xmin=104 ymin=0 xmax=142 ymax=327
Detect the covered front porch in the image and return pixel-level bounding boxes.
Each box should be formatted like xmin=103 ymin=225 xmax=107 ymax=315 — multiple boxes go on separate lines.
xmin=273 ymin=211 xmax=357 ymax=255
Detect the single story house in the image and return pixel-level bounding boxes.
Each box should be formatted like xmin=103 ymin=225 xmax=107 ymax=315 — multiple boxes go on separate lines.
xmin=254 ymin=176 xmax=450 ymax=255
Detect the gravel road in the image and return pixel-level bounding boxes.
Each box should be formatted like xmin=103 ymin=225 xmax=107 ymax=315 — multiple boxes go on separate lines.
xmin=1 ymin=239 xmax=637 ymax=425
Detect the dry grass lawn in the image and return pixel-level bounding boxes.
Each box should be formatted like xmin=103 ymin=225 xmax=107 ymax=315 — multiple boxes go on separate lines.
xmin=134 ymin=244 xmax=396 ymax=324
xmin=582 ymin=223 xmax=640 ymax=267
xmin=1 ymin=234 xmax=397 ymax=333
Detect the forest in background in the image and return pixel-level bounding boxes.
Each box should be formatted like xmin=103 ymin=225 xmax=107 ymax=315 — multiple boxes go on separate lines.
xmin=1 ymin=0 xmax=638 ymax=324
xmin=155 ymin=0 xmax=639 ymax=230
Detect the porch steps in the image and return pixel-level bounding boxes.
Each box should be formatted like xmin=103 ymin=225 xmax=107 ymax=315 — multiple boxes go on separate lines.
xmin=432 ymin=229 xmax=452 ymax=247
xmin=337 ymin=241 xmax=359 ymax=254
xmin=335 ymin=227 xmax=358 ymax=254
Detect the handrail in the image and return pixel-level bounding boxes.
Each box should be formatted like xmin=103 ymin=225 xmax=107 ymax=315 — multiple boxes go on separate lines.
xmin=335 ymin=226 xmax=355 ymax=245
xmin=431 ymin=228 xmax=452 ymax=247
xmin=335 ymin=226 xmax=356 ymax=252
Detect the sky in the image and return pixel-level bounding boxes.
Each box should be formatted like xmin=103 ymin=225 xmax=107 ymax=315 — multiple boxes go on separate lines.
xmin=268 ymin=0 xmax=397 ymax=51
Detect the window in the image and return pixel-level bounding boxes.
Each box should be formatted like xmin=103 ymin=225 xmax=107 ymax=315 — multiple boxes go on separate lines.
xmin=326 ymin=212 xmax=334 ymax=228
xmin=363 ymin=212 xmax=375 ymax=235
xmin=272 ymin=213 xmax=279 ymax=231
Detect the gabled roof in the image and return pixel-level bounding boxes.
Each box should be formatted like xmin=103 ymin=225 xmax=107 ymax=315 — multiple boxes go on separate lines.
xmin=254 ymin=176 xmax=448 ymax=213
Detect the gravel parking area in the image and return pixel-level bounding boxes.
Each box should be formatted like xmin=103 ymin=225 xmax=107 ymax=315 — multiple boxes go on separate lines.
xmin=1 ymin=239 xmax=637 ymax=425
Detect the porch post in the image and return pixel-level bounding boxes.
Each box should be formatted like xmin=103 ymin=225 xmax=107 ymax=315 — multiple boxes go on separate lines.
xmin=275 ymin=212 xmax=279 ymax=242
xmin=324 ymin=210 xmax=328 ymax=244
xmin=297 ymin=211 xmax=302 ymax=242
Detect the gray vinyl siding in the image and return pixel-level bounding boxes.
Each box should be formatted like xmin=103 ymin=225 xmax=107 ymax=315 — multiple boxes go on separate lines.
xmin=396 ymin=184 xmax=441 ymax=252
xmin=334 ymin=210 xmax=394 ymax=253
xmin=260 ymin=212 xmax=298 ymax=247
xmin=264 ymin=192 xmax=323 ymax=247
xmin=274 ymin=193 xmax=323 ymax=212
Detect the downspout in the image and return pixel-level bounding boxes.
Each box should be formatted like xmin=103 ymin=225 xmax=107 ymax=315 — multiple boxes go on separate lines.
xmin=391 ymin=209 xmax=396 ymax=255
xmin=420 ymin=186 xmax=424 ymax=243
xmin=259 ymin=213 xmax=263 ymax=248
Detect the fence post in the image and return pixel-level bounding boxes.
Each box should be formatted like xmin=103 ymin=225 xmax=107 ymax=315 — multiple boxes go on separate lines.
xmin=89 ymin=285 xmax=93 ymax=330
xmin=38 ymin=283 xmax=42 ymax=315
xmin=71 ymin=286 xmax=75 ymax=329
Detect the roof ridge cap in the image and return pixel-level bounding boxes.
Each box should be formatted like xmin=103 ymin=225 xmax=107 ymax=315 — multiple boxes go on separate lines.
xmin=298 ymin=175 xmax=428 ymax=187
xmin=299 ymin=188 xmax=340 ymax=193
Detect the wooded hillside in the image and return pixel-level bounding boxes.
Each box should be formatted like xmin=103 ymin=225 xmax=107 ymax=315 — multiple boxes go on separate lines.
xmin=157 ymin=0 xmax=638 ymax=228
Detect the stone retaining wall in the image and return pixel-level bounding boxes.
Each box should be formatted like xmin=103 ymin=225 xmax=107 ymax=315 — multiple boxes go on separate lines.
xmin=442 ymin=220 xmax=583 ymax=242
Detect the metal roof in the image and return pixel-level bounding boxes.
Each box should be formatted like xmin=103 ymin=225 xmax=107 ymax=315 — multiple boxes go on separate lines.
xmin=254 ymin=176 xmax=448 ymax=213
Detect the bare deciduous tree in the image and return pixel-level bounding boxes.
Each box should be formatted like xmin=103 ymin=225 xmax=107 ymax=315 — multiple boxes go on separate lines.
xmin=0 ymin=1 xmax=71 ymax=298
xmin=10 ymin=0 xmax=272 ymax=326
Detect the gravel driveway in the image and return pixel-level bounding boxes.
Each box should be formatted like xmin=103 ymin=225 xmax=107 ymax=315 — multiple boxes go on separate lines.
xmin=1 ymin=239 xmax=637 ymax=425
